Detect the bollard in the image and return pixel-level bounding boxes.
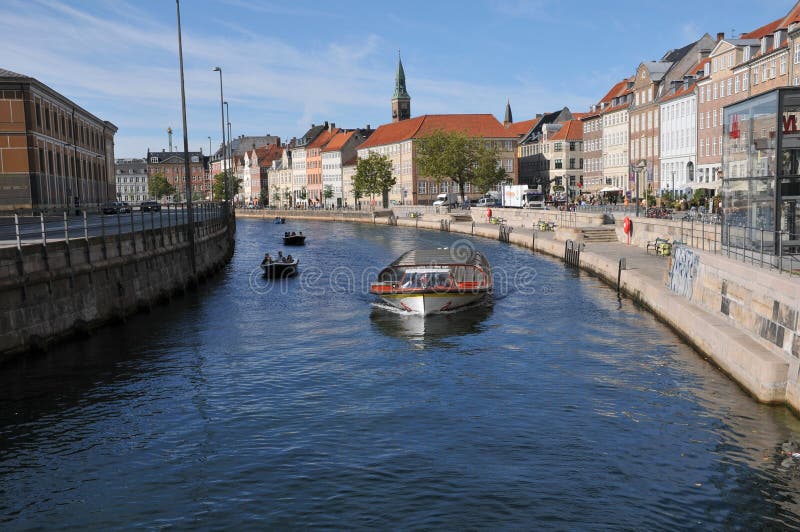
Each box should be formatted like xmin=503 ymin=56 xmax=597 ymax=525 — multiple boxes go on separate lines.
xmin=83 ymin=211 xmax=89 ymax=242
xmin=14 ymin=213 xmax=21 ymax=250
xmin=40 ymin=212 xmax=47 ymax=246
xmin=63 ymin=211 xmax=69 ymax=243
xmin=617 ymin=258 xmax=626 ymax=293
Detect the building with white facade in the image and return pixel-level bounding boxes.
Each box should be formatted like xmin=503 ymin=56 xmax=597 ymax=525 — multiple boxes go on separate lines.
xmin=659 ymin=80 xmax=699 ymax=197
xmin=115 ymin=158 xmax=149 ymax=203
xmin=267 ymin=148 xmax=293 ymax=208
xmin=322 ymin=128 xmax=373 ymax=208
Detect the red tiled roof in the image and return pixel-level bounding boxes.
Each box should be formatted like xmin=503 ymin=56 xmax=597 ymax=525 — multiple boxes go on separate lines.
xmin=306 ymin=127 xmax=341 ymax=149
xmin=358 ymin=114 xmax=515 ymax=150
xmin=505 ymin=117 xmax=539 ymax=136
xmin=600 ymin=80 xmax=629 ymax=104
xmin=255 ymin=144 xmax=283 ymax=167
xmin=548 ymin=120 xmax=583 ymax=141
xmin=741 ymin=18 xmax=783 ymax=39
xmin=782 ymin=3 xmax=800 ymax=28
xmin=659 ymin=83 xmax=695 ymax=103
xmin=322 ymin=130 xmax=356 ymax=152
xmin=571 ymin=112 xmax=591 ymax=120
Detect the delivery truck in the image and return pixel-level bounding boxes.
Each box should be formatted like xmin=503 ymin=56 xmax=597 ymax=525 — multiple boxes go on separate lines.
xmin=502 ymin=185 xmax=545 ymax=209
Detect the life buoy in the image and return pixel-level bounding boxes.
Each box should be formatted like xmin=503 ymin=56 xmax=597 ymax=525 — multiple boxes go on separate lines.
xmin=623 ymin=216 xmax=631 ymax=234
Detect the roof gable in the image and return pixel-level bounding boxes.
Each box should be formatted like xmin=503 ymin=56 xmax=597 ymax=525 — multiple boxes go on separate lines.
xmin=548 ymin=120 xmax=583 ymax=141
xmin=322 ymin=130 xmax=356 ymax=152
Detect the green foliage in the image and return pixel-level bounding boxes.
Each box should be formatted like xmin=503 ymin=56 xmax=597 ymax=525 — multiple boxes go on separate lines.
xmin=353 ymin=152 xmax=395 ymax=208
xmin=414 ymin=130 xmax=506 ymax=200
xmin=148 ymin=172 xmax=175 ymax=199
xmin=259 ymin=187 xmax=269 ymax=206
xmin=323 ymin=185 xmax=334 ymax=199
xmin=471 ymin=142 xmax=508 ymax=194
xmin=271 ymin=185 xmax=281 ymax=206
xmin=212 ymin=171 xmax=242 ymax=201
xmin=298 ymin=187 xmax=307 ymax=200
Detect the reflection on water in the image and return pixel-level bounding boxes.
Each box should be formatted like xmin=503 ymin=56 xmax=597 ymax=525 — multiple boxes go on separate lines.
xmin=2 ymin=218 xmax=800 ymax=529
xmin=370 ymin=301 xmax=493 ymax=346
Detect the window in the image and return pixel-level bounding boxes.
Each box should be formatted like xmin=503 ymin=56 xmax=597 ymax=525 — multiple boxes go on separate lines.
xmin=770 ymin=59 xmax=776 ymax=78
xmin=763 ymin=64 xmax=768 ymax=82
xmin=569 ymin=141 xmax=576 ymax=151
xmin=555 ymin=159 xmax=563 ymax=169
xmin=150 ymin=157 xmax=158 ymax=163
xmin=735 ymin=75 xmax=740 ymax=93
xmin=743 ymin=71 xmax=749 ymax=87
xmin=569 ymin=158 xmax=576 ymax=169
xmin=44 ymin=108 xmax=50 ymax=130
xmin=781 ymin=54 xmax=787 ymax=75
xmin=554 ymin=142 xmax=563 ymax=151
xmin=753 ymin=66 xmax=759 ymax=84
xmin=713 ymin=83 xmax=718 ymax=100
xmin=35 ymin=102 xmax=42 ymax=127
xmin=700 ymin=88 xmax=704 ymax=104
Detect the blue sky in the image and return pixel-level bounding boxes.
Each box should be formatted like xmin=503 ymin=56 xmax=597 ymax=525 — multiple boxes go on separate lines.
xmin=1 ymin=0 xmax=796 ymax=158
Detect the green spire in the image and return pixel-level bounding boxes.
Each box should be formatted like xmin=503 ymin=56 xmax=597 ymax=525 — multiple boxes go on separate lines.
xmin=393 ymin=51 xmax=410 ymax=100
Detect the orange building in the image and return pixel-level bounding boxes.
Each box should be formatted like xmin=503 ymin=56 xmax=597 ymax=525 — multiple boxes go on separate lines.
xmin=0 ymin=68 xmax=117 ymax=211
xmin=304 ymin=124 xmax=340 ymax=204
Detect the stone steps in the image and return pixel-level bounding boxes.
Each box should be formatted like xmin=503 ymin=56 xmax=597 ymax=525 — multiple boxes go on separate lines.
xmin=581 ymin=227 xmax=618 ymax=243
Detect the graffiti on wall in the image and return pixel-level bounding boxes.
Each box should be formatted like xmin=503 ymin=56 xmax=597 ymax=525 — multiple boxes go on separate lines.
xmin=669 ymin=245 xmax=699 ymax=299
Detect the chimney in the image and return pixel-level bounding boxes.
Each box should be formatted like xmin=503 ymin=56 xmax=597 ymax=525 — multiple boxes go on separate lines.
xmin=324 ymin=121 xmax=329 ymax=128
xmin=717 ymin=32 xmax=724 ymax=42
xmin=366 ymin=124 xmax=371 ymax=130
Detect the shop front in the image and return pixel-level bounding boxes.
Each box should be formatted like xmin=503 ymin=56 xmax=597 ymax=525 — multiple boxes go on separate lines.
xmin=722 ymin=88 xmax=800 ymax=255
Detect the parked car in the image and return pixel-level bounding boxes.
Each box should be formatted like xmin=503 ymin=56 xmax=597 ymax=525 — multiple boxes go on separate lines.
xmin=476 ymin=197 xmax=498 ymax=208
xmin=140 ymin=200 xmax=161 ymax=212
xmin=102 ymin=201 xmax=131 ymax=214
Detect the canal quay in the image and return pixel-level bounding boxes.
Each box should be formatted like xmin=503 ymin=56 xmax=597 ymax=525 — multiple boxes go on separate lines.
xmin=2 ymin=213 xmax=800 ymax=529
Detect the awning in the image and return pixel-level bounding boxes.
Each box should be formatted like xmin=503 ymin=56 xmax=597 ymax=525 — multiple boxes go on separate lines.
xmin=599 ymin=186 xmax=623 ymax=193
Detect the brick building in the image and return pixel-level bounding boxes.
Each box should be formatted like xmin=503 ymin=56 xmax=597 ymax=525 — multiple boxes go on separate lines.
xmin=146 ymin=149 xmax=207 ymax=201
xmin=0 ymin=68 xmax=117 ymax=211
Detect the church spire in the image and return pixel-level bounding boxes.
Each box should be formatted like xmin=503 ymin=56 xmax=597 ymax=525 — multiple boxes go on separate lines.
xmin=393 ymin=51 xmax=410 ymax=100
xmin=391 ymin=51 xmax=411 ymax=122
xmin=504 ymin=99 xmax=513 ymax=126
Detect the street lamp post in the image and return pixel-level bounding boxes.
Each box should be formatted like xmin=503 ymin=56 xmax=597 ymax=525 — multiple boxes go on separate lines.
xmin=176 ymin=0 xmax=196 ymax=274
xmin=213 ymin=66 xmax=227 ymax=203
xmin=224 ymin=101 xmax=232 ymax=203
xmin=636 ymin=160 xmax=646 ymax=217
xmin=671 ymin=170 xmax=675 ymax=206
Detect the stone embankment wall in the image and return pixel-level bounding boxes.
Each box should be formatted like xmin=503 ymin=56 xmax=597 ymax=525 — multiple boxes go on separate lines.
xmin=0 ymin=212 xmax=235 ymax=360
xmin=237 ymin=208 xmax=800 ymax=412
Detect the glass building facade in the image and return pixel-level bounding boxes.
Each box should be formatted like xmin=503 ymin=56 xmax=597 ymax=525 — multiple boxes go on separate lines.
xmin=722 ymin=88 xmax=800 ymax=254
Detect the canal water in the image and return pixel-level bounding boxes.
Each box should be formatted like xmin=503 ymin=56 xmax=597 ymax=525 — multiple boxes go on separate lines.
xmin=2 ymin=217 xmax=800 ymax=529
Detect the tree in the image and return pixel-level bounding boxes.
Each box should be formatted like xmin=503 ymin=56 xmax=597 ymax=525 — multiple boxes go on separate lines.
xmin=212 ymin=171 xmax=242 ymax=201
xmin=271 ymin=185 xmax=281 ymax=207
xmin=323 ymin=184 xmax=334 ymax=207
xmin=259 ymin=186 xmax=269 ymax=206
xmin=471 ymin=142 xmax=508 ymax=195
xmin=148 ymin=172 xmax=175 ymax=200
xmin=353 ymin=152 xmax=394 ymax=208
xmin=414 ymin=129 xmax=476 ymax=203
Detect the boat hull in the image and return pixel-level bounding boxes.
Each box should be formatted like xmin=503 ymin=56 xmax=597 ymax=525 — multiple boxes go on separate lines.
xmin=376 ymin=291 xmax=488 ymax=315
xmin=283 ymin=236 xmax=306 ymax=245
xmin=261 ymin=261 xmax=299 ymax=278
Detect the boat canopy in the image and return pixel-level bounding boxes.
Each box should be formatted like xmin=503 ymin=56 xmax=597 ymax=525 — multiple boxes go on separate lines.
xmin=385 ymin=248 xmax=488 ymax=268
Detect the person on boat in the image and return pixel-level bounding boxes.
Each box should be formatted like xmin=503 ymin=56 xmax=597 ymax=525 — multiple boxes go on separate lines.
xmin=261 ymin=253 xmax=272 ymax=266
xmin=277 ymin=251 xmax=284 ymax=262
xmin=291 ymin=231 xmax=296 ymax=236
xmin=299 ymin=231 xmax=303 ymax=236
xmin=401 ymin=273 xmax=416 ymax=289
xmin=286 ymin=254 xmax=293 ymax=263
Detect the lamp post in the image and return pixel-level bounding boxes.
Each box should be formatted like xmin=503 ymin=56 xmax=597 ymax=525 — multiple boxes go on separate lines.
xmin=224 ymin=101 xmax=232 ymax=203
xmin=671 ymin=170 xmax=675 ymax=206
xmin=213 ymin=66 xmax=227 ymax=203
xmin=636 ymin=160 xmax=646 ymax=217
xmin=175 ymin=0 xmax=196 ymax=273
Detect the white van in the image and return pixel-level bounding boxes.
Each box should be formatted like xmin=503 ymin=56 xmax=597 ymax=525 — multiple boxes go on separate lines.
xmin=433 ymin=192 xmax=459 ymax=207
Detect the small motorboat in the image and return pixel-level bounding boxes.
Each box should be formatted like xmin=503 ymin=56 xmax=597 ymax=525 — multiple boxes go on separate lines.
xmin=283 ymin=231 xmax=306 ymax=245
xmin=261 ymin=256 xmax=299 ymax=278
xmin=274 ymin=216 xmax=285 ymax=224
xmin=370 ymin=248 xmax=492 ymax=315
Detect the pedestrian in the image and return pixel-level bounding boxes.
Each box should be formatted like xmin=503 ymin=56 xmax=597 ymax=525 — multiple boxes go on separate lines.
xmin=487 ymin=206 xmax=492 ymax=222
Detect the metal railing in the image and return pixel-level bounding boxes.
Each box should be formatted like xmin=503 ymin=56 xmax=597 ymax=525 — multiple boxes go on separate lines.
xmin=1 ymin=202 xmax=229 ymax=250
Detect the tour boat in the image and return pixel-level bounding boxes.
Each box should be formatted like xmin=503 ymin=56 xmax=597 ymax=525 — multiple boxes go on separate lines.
xmin=282 ymin=232 xmax=306 ymax=245
xmin=370 ymin=248 xmax=492 ymax=315
xmin=261 ymin=258 xmax=299 ymax=278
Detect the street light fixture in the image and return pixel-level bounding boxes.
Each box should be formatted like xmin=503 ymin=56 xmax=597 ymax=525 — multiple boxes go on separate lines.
xmin=176 ymin=0 xmax=196 ymax=273
xmin=636 ymin=160 xmax=646 ymax=217
xmin=213 ymin=66 xmax=227 ymax=202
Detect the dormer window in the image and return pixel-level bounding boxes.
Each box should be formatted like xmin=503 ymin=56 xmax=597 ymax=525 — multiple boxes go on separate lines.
xmin=191 ymin=156 xmax=199 ymax=163
xmin=150 ymin=156 xmax=158 ymax=163
xmin=744 ymin=47 xmax=751 ymax=61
